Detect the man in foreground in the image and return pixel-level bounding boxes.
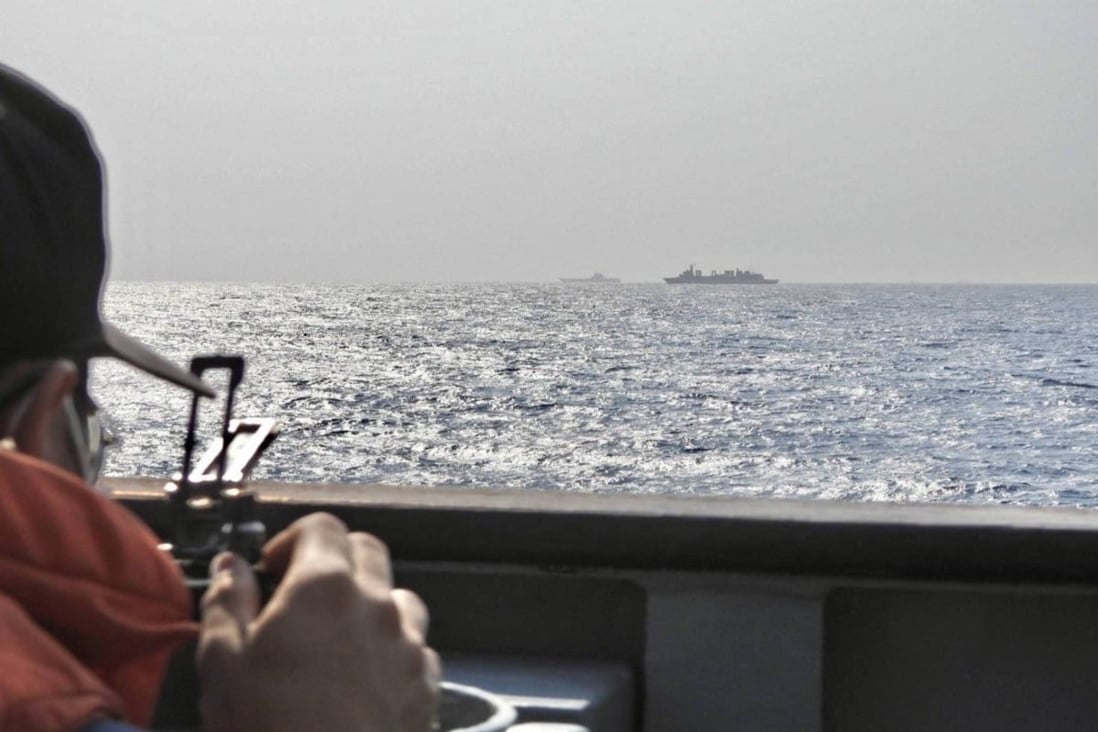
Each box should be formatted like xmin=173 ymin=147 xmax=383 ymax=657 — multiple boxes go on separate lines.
xmin=0 ymin=63 xmax=439 ymax=732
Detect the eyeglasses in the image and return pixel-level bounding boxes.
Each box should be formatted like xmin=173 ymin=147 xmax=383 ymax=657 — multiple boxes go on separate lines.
xmin=66 ymin=393 xmax=117 ymax=486
xmin=0 ymin=362 xmax=116 ymax=485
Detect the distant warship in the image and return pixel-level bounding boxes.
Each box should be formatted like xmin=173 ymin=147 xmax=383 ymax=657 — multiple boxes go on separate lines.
xmin=663 ymin=264 xmax=778 ymax=285
xmin=560 ymin=272 xmax=621 ymax=283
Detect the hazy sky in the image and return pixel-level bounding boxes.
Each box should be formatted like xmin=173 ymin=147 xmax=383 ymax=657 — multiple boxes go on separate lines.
xmin=4 ymin=1 xmax=1096 ymax=283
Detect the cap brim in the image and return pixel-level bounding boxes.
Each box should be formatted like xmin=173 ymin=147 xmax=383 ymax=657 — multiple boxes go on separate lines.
xmin=100 ymin=322 xmax=215 ymax=397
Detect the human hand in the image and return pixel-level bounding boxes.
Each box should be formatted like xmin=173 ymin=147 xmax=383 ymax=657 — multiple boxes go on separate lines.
xmin=197 ymin=513 xmax=440 ymax=732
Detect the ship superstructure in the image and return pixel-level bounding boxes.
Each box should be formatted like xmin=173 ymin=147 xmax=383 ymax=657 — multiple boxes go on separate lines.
xmin=663 ymin=264 xmax=777 ymax=284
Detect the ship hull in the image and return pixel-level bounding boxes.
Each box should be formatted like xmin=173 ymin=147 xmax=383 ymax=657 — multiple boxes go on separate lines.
xmin=663 ymin=277 xmax=778 ymax=284
xmin=126 ymin=478 xmax=1098 ymax=732
xmin=663 ymin=264 xmax=778 ymax=285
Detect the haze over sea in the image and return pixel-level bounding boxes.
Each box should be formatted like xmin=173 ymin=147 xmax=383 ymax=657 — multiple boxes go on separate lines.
xmin=95 ymin=282 xmax=1098 ymax=508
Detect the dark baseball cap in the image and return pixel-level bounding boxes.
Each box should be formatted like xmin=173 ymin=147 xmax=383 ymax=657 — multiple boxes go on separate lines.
xmin=0 ymin=64 xmax=213 ymax=397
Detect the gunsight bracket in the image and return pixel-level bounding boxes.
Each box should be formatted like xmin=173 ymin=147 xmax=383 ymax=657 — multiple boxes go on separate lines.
xmin=161 ymin=355 xmax=280 ymax=576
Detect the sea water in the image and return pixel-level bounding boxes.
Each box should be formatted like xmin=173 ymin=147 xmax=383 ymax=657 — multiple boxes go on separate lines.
xmin=95 ymin=282 xmax=1098 ymax=507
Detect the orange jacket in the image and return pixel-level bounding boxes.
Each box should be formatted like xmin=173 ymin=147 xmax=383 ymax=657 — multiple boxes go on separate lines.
xmin=0 ymin=447 xmax=198 ymax=732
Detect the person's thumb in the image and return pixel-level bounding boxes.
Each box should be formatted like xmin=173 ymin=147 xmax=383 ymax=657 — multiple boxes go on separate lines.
xmin=197 ymin=552 xmax=260 ymax=682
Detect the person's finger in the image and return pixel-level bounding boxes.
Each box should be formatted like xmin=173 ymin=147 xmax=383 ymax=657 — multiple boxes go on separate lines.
xmin=202 ymin=552 xmax=261 ymax=625
xmin=423 ymin=647 xmax=443 ymax=686
xmin=262 ymin=512 xmax=353 ymax=578
xmin=349 ymin=531 xmax=393 ymax=589
xmin=400 ymin=652 xmax=443 ymax=732
xmin=392 ymin=588 xmax=429 ymax=642
xmin=400 ymin=684 xmax=439 ymax=732
xmin=262 ymin=513 xmax=356 ymax=611
xmin=197 ymin=552 xmax=259 ymax=681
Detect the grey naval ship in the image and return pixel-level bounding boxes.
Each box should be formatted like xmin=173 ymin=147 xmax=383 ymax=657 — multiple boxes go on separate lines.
xmin=560 ymin=272 xmax=621 ymax=283
xmin=664 ymin=263 xmax=778 ymax=284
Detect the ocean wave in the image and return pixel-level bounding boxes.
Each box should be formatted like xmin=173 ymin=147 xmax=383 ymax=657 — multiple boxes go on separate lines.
xmin=96 ymin=282 xmax=1098 ymax=507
